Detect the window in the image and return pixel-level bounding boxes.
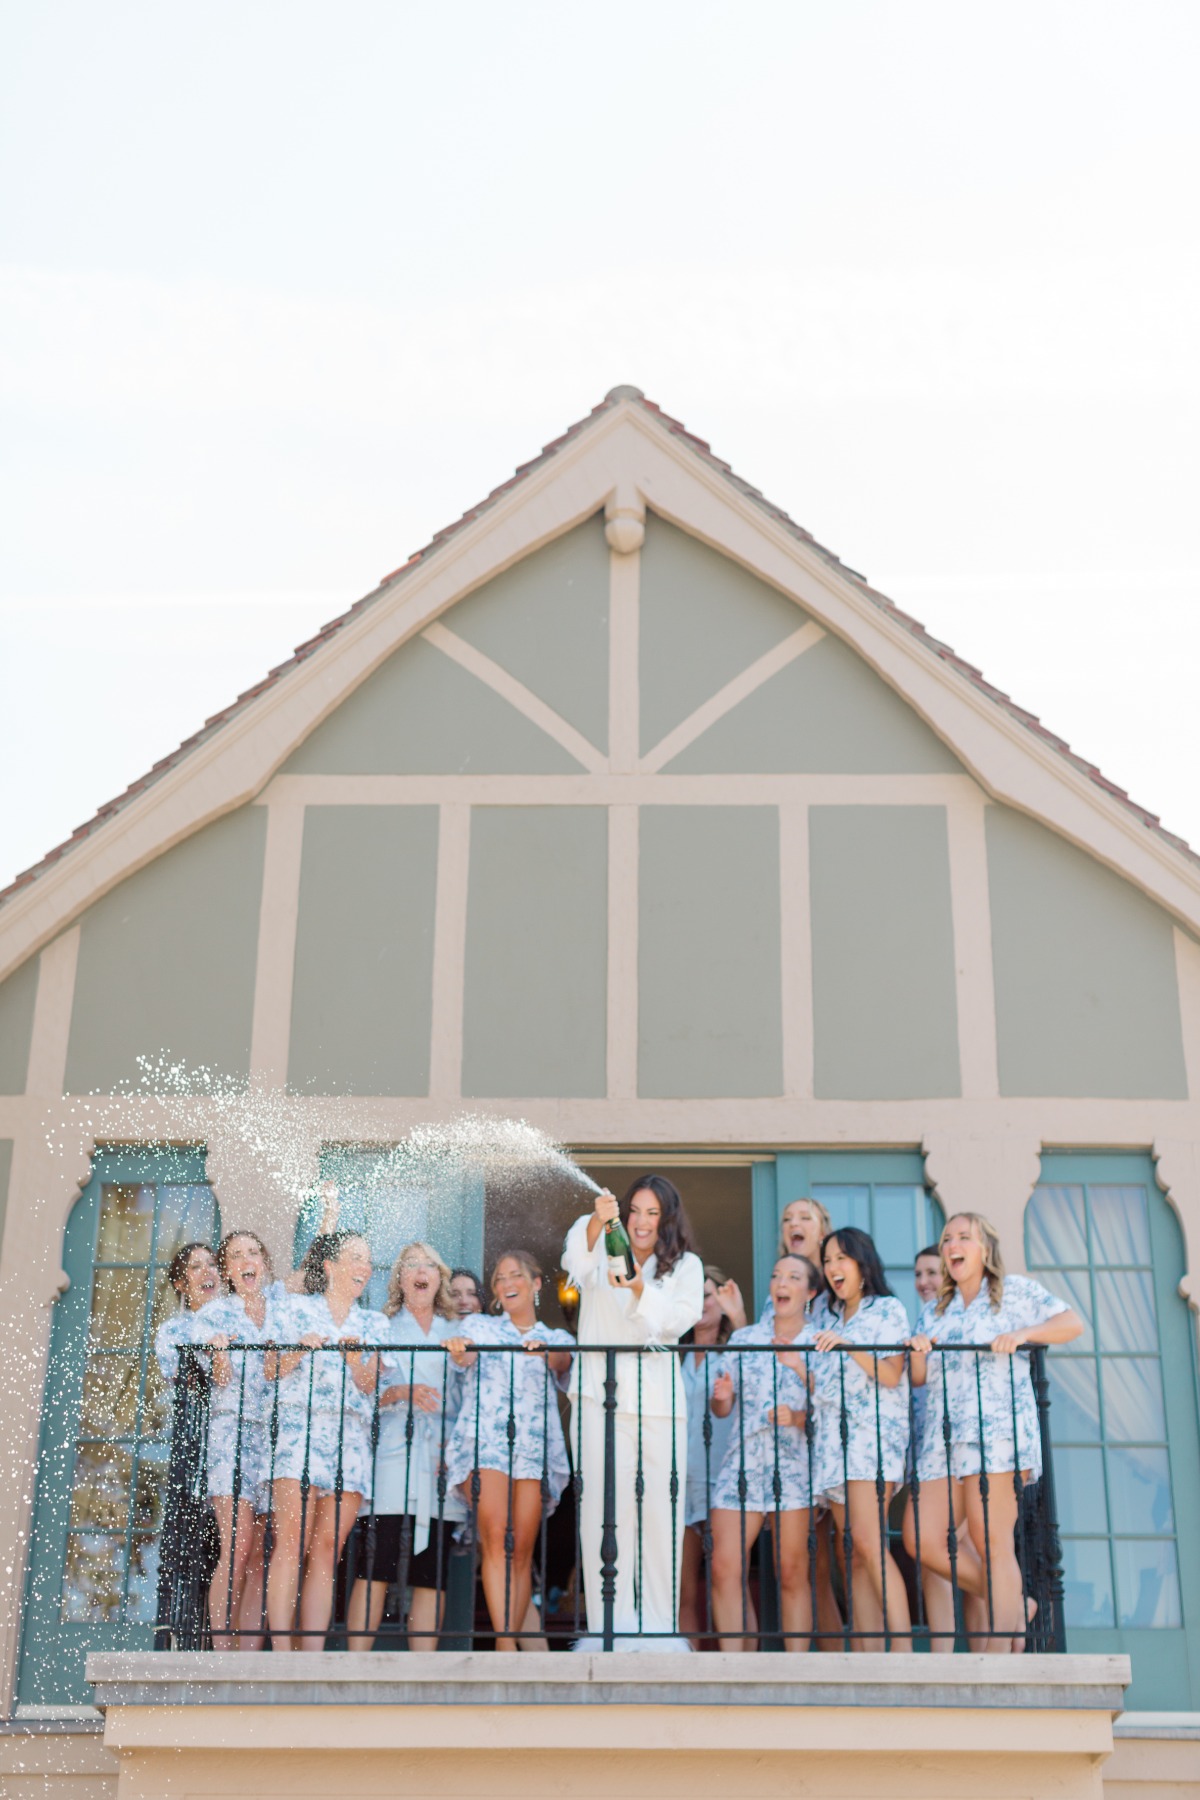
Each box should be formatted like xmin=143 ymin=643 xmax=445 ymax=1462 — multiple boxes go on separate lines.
xmin=1026 ymin=1152 xmax=1200 ymax=1710
xmin=18 ymin=1148 xmax=216 ymax=1712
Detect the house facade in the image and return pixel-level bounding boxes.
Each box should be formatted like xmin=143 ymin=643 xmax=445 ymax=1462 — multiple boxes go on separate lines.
xmin=0 ymin=387 xmax=1197 ymax=1796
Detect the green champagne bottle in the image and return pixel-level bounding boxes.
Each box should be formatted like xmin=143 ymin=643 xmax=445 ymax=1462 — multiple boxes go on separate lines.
xmin=605 ymin=1214 xmax=636 ymax=1281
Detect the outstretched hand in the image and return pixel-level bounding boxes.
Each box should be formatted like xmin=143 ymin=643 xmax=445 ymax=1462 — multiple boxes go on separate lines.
xmin=593 ymin=1190 xmax=619 ymax=1224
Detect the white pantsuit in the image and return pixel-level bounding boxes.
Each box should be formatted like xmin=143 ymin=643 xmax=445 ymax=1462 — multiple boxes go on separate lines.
xmin=563 ymin=1215 xmax=704 ymax=1644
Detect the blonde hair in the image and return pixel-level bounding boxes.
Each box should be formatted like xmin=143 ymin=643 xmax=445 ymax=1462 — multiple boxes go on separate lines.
xmin=385 ymin=1241 xmax=454 ymax=1319
xmin=489 ymin=1248 xmax=542 ymax=1310
xmin=935 ymin=1212 xmax=1005 ymax=1315
xmin=778 ymin=1196 xmax=832 ymax=1258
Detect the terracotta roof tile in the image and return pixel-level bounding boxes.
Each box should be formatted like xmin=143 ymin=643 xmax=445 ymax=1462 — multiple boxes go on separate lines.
xmin=1 ymin=387 xmax=1193 ymax=912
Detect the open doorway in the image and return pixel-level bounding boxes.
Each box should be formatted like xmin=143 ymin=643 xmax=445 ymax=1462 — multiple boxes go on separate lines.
xmin=482 ymin=1154 xmax=757 ymax=1331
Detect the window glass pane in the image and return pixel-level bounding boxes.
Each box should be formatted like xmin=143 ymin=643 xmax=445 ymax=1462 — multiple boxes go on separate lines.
xmin=153 ymin=1185 xmax=218 ymax=1265
xmin=1061 ymin=1537 xmax=1115 ymax=1629
xmin=96 ymin=1184 xmax=156 ymax=1264
xmin=61 ymin=1533 xmax=127 ymax=1623
xmin=812 ymin=1185 xmax=870 ymax=1233
xmin=126 ymin=1533 xmax=161 ymax=1623
xmin=1114 ymin=1539 xmax=1182 ymax=1629
xmin=1101 ymin=1358 xmax=1167 ymax=1443
xmin=69 ymin=1442 xmax=132 ymax=1531
xmin=1048 ymin=1357 xmax=1102 ymax=1441
xmin=132 ymin=1445 xmax=169 ymax=1532
xmin=1054 ymin=1447 xmax=1108 ymax=1534
xmin=1095 ymin=1271 xmax=1158 ymax=1354
xmin=88 ymin=1269 xmax=148 ymax=1349
xmin=1039 ymin=1269 xmax=1093 ymax=1351
xmin=148 ymin=1269 xmax=181 ymax=1340
xmin=80 ymin=1355 xmax=141 ymax=1438
xmin=1089 ymin=1186 xmax=1152 ymax=1267
xmin=1106 ymin=1447 xmax=1175 ymax=1535
xmin=871 ymin=1185 xmax=924 ymax=1266
xmin=1027 ymin=1185 xmax=1087 ymax=1267
xmin=140 ymin=1355 xmax=171 ymax=1437
xmin=888 ymin=1271 xmax=918 ymax=1321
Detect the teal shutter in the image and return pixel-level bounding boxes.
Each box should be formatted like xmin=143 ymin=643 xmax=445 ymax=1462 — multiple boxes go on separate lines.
xmin=752 ymin=1151 xmax=942 ymax=1316
xmin=17 ymin=1147 xmax=215 ymax=1711
xmin=1026 ymin=1151 xmax=1200 ymax=1709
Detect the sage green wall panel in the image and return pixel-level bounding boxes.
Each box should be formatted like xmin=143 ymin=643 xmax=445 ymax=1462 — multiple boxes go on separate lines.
xmin=288 ymin=806 xmax=438 ymax=1095
xmin=283 ymin=636 xmax=584 ymax=775
xmin=446 ymin=515 xmax=609 ymax=751
xmin=638 ymin=807 xmax=783 ymax=1098
xmin=0 ymin=1138 xmax=12 ymax=1261
xmin=639 ymin=514 xmax=811 ymax=754
xmin=665 ymin=632 xmax=963 ymax=774
xmin=810 ymin=806 xmax=961 ymax=1099
xmin=462 ymin=807 xmax=607 ymax=1098
xmin=986 ymin=805 xmax=1187 ymax=1098
xmin=64 ymin=809 xmax=267 ymax=1092
xmin=0 ymin=955 xmax=39 ymax=1093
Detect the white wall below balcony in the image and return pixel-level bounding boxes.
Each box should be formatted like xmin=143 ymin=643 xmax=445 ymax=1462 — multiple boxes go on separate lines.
xmin=87 ymin=1650 xmax=1129 ymax=1800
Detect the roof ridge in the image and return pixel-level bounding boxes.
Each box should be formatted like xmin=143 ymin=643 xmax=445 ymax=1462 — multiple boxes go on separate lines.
xmin=1 ymin=387 xmax=1193 ymax=911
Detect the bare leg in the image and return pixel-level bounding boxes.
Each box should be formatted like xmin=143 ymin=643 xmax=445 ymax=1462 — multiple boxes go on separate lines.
xmin=265 ymin=1479 xmax=305 ymax=1651
xmin=408 ymin=1585 xmax=443 ymax=1650
xmin=474 ymin=1472 xmax=543 ymax=1652
xmin=345 ymin=1570 xmax=389 ymax=1652
xmin=678 ymin=1524 xmax=708 ymax=1645
xmin=516 ymin=1595 xmax=548 ymax=1652
xmin=235 ymin=1514 xmax=268 ymax=1651
xmin=208 ymin=1494 xmax=255 ymax=1651
xmin=830 ymin=1483 xmax=911 ymax=1650
xmin=296 ymin=1491 xmax=362 ymax=1650
xmin=710 ymin=1508 xmax=765 ymax=1652
xmin=813 ymin=1514 xmax=844 ymax=1651
xmin=964 ymin=1474 xmax=1028 ymax=1654
xmin=770 ymin=1511 xmax=813 ymax=1652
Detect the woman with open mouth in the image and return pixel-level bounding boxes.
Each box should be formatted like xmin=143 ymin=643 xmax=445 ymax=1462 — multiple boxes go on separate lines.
xmin=563 ymin=1175 xmax=704 ymax=1647
xmin=345 ymin=1241 xmax=462 ymax=1653
xmin=196 ymin=1231 xmax=283 ymax=1651
xmin=154 ymin=1241 xmax=222 ymax=1634
xmin=708 ymin=1253 xmax=822 ymax=1652
xmin=263 ymin=1232 xmax=388 ymax=1650
xmin=678 ymin=1263 xmax=744 ymax=1642
xmin=810 ymin=1226 xmax=913 ymax=1650
xmin=444 ymin=1250 xmax=574 ymax=1651
xmin=905 ymin=1212 xmax=1083 ymax=1652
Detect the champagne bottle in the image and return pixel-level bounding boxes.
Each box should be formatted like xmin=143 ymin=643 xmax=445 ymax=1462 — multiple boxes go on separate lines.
xmin=605 ymin=1214 xmax=636 ymax=1281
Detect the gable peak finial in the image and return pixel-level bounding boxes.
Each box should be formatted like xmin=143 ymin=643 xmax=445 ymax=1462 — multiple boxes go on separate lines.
xmin=605 ymin=384 xmax=644 ymax=403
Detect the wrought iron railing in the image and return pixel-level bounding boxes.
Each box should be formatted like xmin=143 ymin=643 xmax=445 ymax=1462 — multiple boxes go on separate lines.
xmin=154 ymin=1340 xmax=1066 ymax=1653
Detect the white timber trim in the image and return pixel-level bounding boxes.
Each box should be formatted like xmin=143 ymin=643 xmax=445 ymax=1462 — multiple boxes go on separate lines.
xmin=778 ymin=803 xmax=814 ymax=1099
xmin=606 ymin=806 xmax=639 ymax=1099
xmin=607 ymin=539 xmax=640 ymax=772
xmin=5 ymin=395 xmax=1200 ymax=986
xmin=945 ymin=793 xmax=1000 ymax=1099
xmin=24 ymin=926 xmax=80 ymax=1096
xmin=422 ymin=622 xmax=606 ymax=774
xmin=248 ymin=803 xmax=306 ymax=1086
xmin=259 ymin=773 xmax=984 ymax=808
xmin=639 ymin=621 xmax=826 ymax=774
xmin=1174 ymin=927 xmax=1200 ymax=1103
xmin=428 ymin=805 xmax=471 ymax=1099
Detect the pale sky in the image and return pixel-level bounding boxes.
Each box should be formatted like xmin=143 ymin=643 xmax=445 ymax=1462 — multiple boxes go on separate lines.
xmin=2 ymin=0 xmax=1198 ymax=890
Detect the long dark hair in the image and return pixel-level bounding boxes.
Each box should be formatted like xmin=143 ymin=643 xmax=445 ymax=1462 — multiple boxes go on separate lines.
xmin=167 ymin=1241 xmax=212 ymax=1307
xmin=302 ymin=1230 xmax=360 ymax=1295
xmin=216 ymin=1229 xmax=274 ymax=1288
xmin=619 ymin=1174 xmax=696 ymax=1281
xmin=821 ymin=1227 xmax=893 ymax=1311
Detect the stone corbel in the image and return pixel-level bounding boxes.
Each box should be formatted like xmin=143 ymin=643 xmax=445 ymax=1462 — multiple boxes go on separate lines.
xmin=604 ymin=480 xmax=645 ymax=554
xmin=922 ymin=1130 xmax=1044 ymax=1273
xmin=1151 ymin=1138 xmax=1200 ymax=1313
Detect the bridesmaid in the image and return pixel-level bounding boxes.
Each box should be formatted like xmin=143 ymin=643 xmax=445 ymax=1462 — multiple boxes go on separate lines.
xmin=444 ymin=1251 xmax=574 ymax=1651
xmin=906 ymin=1212 xmax=1083 ymax=1652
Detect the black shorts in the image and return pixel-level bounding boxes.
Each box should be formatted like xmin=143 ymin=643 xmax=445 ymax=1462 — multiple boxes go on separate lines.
xmin=349 ymin=1513 xmax=445 ymax=1590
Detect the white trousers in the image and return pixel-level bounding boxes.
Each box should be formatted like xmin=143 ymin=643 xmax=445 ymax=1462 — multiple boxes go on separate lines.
xmin=578 ymin=1396 xmax=687 ymax=1640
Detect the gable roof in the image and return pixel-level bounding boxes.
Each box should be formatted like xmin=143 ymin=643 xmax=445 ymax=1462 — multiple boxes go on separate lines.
xmin=1 ymin=385 xmax=1196 ymax=962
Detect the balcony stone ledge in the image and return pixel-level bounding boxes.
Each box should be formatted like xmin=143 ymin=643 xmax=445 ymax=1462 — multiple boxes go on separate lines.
xmin=88 ymin=1648 xmax=1130 ymax=1717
